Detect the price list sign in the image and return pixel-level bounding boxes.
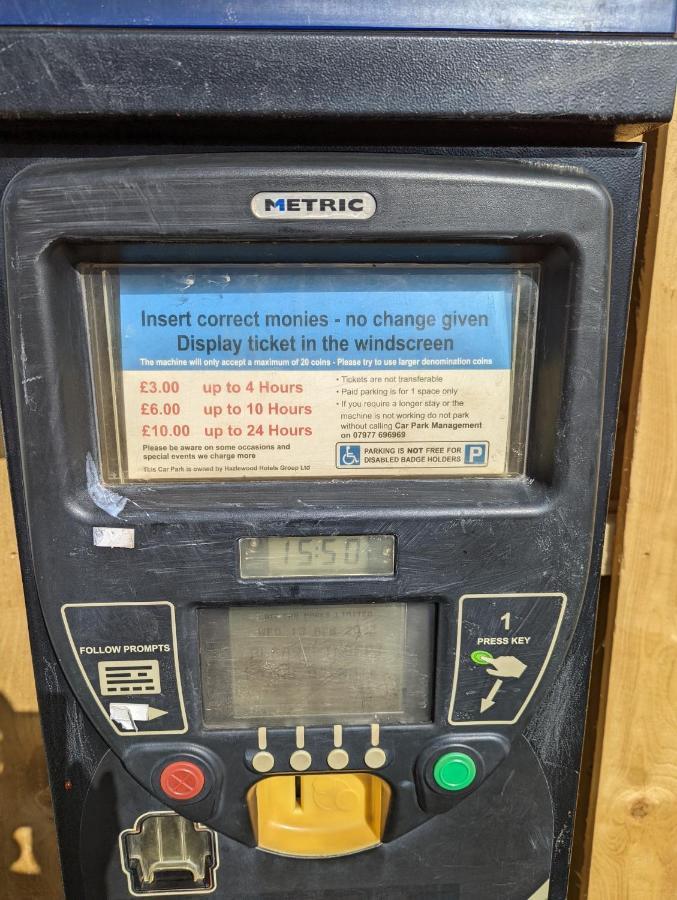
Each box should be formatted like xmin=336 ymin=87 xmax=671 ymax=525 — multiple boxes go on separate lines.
xmin=89 ymin=264 xmax=536 ymax=482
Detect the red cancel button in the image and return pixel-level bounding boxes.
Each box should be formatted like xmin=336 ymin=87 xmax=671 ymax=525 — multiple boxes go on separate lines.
xmin=159 ymin=760 xmax=206 ymax=801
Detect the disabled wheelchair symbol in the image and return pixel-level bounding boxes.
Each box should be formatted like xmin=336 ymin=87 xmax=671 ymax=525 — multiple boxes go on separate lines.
xmin=338 ymin=445 xmax=361 ymax=466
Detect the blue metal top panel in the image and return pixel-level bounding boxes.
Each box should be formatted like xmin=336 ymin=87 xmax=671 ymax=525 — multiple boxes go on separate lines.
xmin=1 ymin=0 xmax=675 ymax=33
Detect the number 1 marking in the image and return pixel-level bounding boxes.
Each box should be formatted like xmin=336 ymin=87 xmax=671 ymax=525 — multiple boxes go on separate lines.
xmin=500 ymin=612 xmax=511 ymax=631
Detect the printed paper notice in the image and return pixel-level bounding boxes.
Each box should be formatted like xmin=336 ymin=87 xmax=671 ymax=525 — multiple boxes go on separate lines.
xmin=115 ymin=266 xmax=525 ymax=480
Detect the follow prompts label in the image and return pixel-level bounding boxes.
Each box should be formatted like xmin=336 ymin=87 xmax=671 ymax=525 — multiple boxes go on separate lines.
xmin=116 ymin=266 xmax=522 ymax=480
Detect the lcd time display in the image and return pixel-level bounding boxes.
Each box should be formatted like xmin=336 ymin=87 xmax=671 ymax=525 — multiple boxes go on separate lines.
xmin=198 ymin=603 xmax=435 ymax=728
xmin=83 ymin=263 xmax=538 ymax=483
xmin=239 ymin=534 xmax=395 ymax=579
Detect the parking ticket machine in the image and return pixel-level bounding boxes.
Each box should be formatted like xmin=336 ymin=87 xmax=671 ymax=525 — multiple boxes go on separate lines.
xmin=0 ymin=10 xmax=676 ymax=900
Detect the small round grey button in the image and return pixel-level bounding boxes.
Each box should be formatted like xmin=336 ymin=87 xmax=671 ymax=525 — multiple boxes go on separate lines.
xmin=251 ymin=751 xmax=275 ymax=773
xmin=364 ymin=747 xmax=387 ymax=769
xmin=289 ymin=750 xmax=312 ymax=772
xmin=327 ymin=748 xmax=350 ymax=770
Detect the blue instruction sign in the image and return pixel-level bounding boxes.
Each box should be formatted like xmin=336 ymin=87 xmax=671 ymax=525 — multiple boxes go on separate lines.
xmin=114 ymin=265 xmax=529 ymax=481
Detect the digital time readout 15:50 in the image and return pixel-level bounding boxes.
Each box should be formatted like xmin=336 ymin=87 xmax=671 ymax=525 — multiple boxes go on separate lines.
xmin=239 ymin=535 xmax=395 ymax=579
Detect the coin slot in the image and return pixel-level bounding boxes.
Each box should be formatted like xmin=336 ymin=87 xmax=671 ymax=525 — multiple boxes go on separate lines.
xmin=247 ymin=772 xmax=391 ymax=858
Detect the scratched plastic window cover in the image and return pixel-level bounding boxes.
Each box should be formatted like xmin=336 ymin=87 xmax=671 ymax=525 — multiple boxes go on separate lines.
xmin=198 ymin=603 xmax=435 ymax=728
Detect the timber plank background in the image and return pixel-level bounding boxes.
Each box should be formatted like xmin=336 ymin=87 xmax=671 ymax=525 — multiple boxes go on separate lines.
xmin=0 ymin=458 xmax=62 ymax=899
xmin=584 ymin=113 xmax=677 ymax=897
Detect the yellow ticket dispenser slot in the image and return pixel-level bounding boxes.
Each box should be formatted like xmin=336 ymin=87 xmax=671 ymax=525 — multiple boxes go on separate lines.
xmin=247 ymin=773 xmax=392 ymax=858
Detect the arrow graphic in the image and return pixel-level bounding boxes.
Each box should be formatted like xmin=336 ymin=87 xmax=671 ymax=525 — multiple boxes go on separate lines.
xmin=109 ymin=702 xmax=169 ymax=731
xmin=480 ymin=679 xmax=503 ymax=713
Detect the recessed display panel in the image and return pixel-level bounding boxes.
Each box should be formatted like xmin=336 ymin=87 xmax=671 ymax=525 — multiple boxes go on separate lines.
xmin=198 ymin=603 xmax=435 ymax=728
xmin=239 ymin=534 xmax=395 ymax=579
xmin=83 ymin=263 xmax=538 ymax=483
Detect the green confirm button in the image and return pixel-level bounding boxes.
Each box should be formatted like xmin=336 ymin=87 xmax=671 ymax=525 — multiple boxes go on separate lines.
xmin=432 ymin=752 xmax=477 ymax=791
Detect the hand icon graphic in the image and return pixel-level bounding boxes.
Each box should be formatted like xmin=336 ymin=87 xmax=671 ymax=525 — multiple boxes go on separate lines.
xmin=485 ymin=655 xmax=527 ymax=679
xmin=470 ymin=649 xmax=527 ymax=679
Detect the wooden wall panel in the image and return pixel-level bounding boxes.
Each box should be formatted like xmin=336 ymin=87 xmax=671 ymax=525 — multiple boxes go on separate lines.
xmin=0 ymin=459 xmax=62 ymax=898
xmin=586 ymin=116 xmax=677 ymax=897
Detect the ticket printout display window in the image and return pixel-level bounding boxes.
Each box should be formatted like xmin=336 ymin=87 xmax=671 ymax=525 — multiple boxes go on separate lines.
xmin=2 ymin=154 xmax=615 ymax=900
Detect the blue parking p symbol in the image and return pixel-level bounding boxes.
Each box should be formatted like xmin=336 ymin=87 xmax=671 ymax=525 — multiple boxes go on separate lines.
xmin=464 ymin=443 xmax=487 ymax=465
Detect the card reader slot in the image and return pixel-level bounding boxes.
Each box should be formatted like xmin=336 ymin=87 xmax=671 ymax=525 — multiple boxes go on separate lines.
xmin=120 ymin=812 xmax=217 ymax=894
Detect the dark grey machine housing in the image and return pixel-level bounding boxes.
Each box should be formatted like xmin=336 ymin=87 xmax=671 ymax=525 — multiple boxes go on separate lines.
xmin=0 ymin=24 xmax=675 ymax=900
xmin=0 ymin=151 xmax=615 ymax=899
